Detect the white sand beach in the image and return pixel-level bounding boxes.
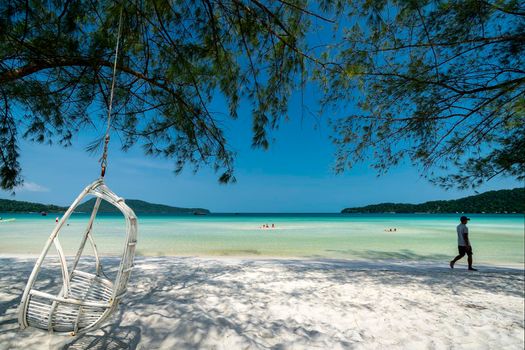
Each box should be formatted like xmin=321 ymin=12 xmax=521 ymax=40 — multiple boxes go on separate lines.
xmin=0 ymin=257 xmax=523 ymax=350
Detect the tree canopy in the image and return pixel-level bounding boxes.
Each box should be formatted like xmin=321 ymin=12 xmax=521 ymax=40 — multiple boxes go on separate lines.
xmin=0 ymin=0 xmax=523 ymax=192
xmin=323 ymin=0 xmax=524 ymax=188
xmin=1 ymin=0 xmax=337 ymax=190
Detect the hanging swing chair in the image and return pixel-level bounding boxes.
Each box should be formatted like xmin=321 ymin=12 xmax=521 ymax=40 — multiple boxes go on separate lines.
xmin=17 ymin=8 xmax=137 ymax=335
xmin=17 ymin=180 xmax=137 ymax=335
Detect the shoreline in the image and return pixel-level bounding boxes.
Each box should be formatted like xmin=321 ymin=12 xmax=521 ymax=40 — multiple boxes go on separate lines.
xmin=1 ymin=212 xmax=525 ymax=217
xmin=1 ymin=253 xmax=523 ymax=270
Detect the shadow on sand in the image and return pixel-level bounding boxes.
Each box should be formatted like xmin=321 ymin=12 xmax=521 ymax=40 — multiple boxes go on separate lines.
xmin=0 ymin=256 xmax=523 ymax=349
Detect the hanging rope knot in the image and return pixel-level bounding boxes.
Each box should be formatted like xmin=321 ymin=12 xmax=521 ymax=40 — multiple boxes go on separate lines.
xmin=100 ymin=135 xmax=110 ymax=177
xmin=103 ymin=134 xmax=110 ymax=150
xmin=100 ymin=159 xmax=107 ymax=178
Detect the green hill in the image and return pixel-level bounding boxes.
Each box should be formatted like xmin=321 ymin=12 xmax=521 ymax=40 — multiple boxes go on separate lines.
xmin=75 ymin=198 xmax=210 ymax=215
xmin=0 ymin=198 xmax=210 ymax=215
xmin=0 ymin=199 xmax=66 ymax=213
xmin=341 ymin=188 xmax=525 ymax=214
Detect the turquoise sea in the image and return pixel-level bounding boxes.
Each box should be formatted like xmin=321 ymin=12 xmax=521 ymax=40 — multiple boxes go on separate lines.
xmin=0 ymin=213 xmax=523 ymax=267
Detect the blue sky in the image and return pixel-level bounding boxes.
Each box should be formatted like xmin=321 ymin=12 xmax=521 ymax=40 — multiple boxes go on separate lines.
xmin=2 ymin=97 xmax=521 ymax=213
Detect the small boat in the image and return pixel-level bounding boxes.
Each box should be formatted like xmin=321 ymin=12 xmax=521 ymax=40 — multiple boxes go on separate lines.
xmin=40 ymin=211 xmax=47 ymax=216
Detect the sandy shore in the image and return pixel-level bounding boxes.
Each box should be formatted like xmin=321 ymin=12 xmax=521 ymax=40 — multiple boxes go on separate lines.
xmin=0 ymin=257 xmax=523 ymax=349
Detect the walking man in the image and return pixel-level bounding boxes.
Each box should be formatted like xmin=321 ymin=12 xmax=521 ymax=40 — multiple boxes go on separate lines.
xmin=450 ymin=216 xmax=477 ymax=271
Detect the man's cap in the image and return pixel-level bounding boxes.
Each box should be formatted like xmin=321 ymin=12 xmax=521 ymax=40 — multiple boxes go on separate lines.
xmin=460 ymin=216 xmax=470 ymax=221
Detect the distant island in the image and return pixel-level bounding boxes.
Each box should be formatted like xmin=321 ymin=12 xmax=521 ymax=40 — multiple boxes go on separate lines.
xmin=342 ymin=188 xmax=525 ymax=214
xmin=76 ymin=199 xmax=210 ymax=215
xmin=0 ymin=199 xmax=66 ymax=214
xmin=0 ymin=198 xmax=210 ymax=215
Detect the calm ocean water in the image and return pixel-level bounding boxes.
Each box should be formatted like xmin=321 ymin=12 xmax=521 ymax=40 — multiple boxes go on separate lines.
xmin=1 ymin=213 xmax=523 ymax=267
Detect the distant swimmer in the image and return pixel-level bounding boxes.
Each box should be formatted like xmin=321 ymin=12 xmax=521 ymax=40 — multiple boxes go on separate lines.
xmin=55 ymin=217 xmax=59 ymax=223
xmin=271 ymin=224 xmax=275 ymax=229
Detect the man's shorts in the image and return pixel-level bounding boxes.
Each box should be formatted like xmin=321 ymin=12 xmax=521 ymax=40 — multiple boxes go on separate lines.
xmin=458 ymin=245 xmax=473 ymax=256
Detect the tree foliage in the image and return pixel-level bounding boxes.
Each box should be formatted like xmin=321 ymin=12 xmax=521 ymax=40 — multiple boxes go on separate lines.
xmin=1 ymin=0 xmax=523 ymax=192
xmin=0 ymin=0 xmax=338 ymax=190
xmin=323 ymin=0 xmax=524 ymax=188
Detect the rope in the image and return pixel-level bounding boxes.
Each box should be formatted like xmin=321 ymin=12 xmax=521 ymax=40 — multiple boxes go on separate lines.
xmin=100 ymin=6 xmax=124 ymax=178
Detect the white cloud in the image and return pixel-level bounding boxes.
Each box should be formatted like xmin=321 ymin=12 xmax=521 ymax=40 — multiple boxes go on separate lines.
xmin=18 ymin=181 xmax=50 ymax=192
xmin=118 ymin=157 xmax=173 ymax=170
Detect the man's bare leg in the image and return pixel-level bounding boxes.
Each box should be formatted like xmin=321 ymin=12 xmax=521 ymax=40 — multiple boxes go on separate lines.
xmin=450 ymin=253 xmax=465 ymax=268
xmin=467 ymin=255 xmax=477 ymax=271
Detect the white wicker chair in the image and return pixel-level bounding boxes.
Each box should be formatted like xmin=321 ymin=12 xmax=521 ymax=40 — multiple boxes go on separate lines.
xmin=18 ymin=179 xmax=138 ymax=335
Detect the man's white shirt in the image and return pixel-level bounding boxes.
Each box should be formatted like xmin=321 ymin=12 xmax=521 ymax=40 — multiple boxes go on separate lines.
xmin=456 ymin=223 xmax=468 ymax=246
